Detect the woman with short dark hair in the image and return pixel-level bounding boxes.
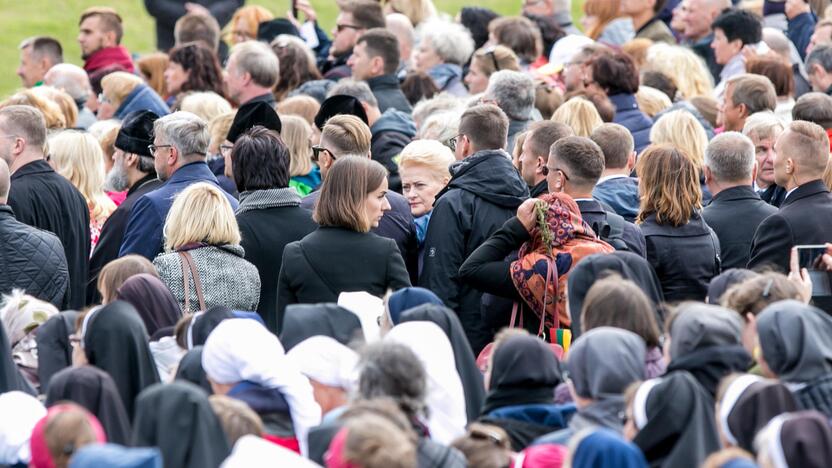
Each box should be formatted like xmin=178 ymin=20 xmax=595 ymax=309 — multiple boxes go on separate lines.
xmin=276 ymin=157 xmax=411 ymax=332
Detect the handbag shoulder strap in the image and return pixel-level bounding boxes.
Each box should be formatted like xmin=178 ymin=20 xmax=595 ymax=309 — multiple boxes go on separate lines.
xmin=178 ymin=251 xmax=207 ymax=312
xmin=298 ymin=243 xmax=340 ymax=297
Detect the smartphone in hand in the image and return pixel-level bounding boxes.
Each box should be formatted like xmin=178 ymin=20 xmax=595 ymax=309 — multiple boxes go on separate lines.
xmin=795 ymin=245 xmax=832 ymax=297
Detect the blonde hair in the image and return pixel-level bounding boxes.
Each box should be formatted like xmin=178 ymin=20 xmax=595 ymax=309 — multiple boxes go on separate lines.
xmin=32 ymin=86 xmax=78 ymax=129
xmin=225 ymin=5 xmax=274 ymax=44
xmin=650 ymin=109 xmax=709 ymax=169
xmin=636 ymin=144 xmax=702 ymax=227
xmin=164 ymin=183 xmax=241 ymax=251
xmin=399 ymin=140 xmax=454 ymax=182
xmin=101 ymin=72 xmax=143 ymax=110
xmin=209 ymin=395 xmax=263 ymax=445
xmin=208 ymin=111 xmax=235 ymax=155
xmin=621 ymin=38 xmax=653 ymax=70
xmin=137 ymin=52 xmax=170 ymax=98
xmin=416 ymin=111 xmax=461 ymax=149
xmin=179 ymin=91 xmax=232 ymax=124
xmin=645 ymin=43 xmax=714 ymax=99
xmin=636 ymin=85 xmax=672 ymax=118
xmin=382 ymin=0 xmax=436 ymax=26
xmin=471 ymin=45 xmax=520 ymax=77
xmin=48 ymin=130 xmax=116 ymax=223
xmin=280 ymin=115 xmax=314 ymax=177
xmin=551 ymin=97 xmax=603 ymax=137
xmin=0 ymin=89 xmax=66 ymax=129
xmin=277 ymin=96 xmax=320 ymax=127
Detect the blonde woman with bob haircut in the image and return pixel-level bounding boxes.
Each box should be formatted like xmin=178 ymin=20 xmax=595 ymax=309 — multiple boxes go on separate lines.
xmin=551 ymin=97 xmax=604 ymax=137
xmin=48 ymin=130 xmax=117 ymax=250
xmin=277 ymin=157 xmax=411 ymax=329
xmin=644 ymin=43 xmax=714 ymax=99
xmin=636 ymin=144 xmax=720 ymax=302
xmin=178 ymin=91 xmax=232 ymax=124
xmin=650 ymin=109 xmax=709 ymax=171
xmin=0 ymin=89 xmax=66 ymax=129
xmin=153 ymin=182 xmax=260 ymax=313
xmin=281 ymin=115 xmax=321 ymax=196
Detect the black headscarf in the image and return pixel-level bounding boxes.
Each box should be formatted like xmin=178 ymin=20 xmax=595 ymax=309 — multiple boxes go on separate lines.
xmin=718 ymin=376 xmax=799 ymax=453
xmin=115 ymin=274 xmax=182 ymax=338
xmin=132 ymin=381 xmax=231 ymax=468
xmin=459 ymin=7 xmax=500 ymax=50
xmin=174 ymin=347 xmax=212 ymax=394
xmin=279 ymin=303 xmax=364 ymax=351
xmin=567 ymin=252 xmax=664 ymax=338
xmin=757 ymin=300 xmax=832 ymax=383
xmin=768 ymin=410 xmax=832 ymax=468
xmin=82 ymin=301 xmax=160 ymax=420
xmin=399 ymin=303 xmax=485 ymax=423
xmin=481 ymin=334 xmax=562 ymax=416
xmin=706 ymin=268 xmax=758 ymax=304
xmin=45 ymin=365 xmax=132 ymax=444
xmin=0 ymin=318 xmax=35 ymax=395
xmin=36 ymin=310 xmax=78 ymax=390
xmin=188 ymin=305 xmax=236 ymax=349
xmin=633 ymin=372 xmax=720 ymax=468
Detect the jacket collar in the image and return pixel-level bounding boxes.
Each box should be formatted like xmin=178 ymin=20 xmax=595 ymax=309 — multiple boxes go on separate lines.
xmin=781 ymin=179 xmax=829 ymax=208
xmin=10 ymin=159 xmax=53 ymax=180
xmin=711 ymin=185 xmax=762 ymax=203
xmin=166 ymin=161 xmax=217 ymax=185
xmin=127 ymin=173 xmax=160 ymax=197
xmin=608 ymin=93 xmax=639 ymax=112
xmin=0 ymin=205 xmax=13 ymax=218
xmin=366 ymin=74 xmax=400 ymax=89
xmin=530 ymin=180 xmax=549 ymax=198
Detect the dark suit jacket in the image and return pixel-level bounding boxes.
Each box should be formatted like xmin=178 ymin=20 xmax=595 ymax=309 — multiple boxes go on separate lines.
xmin=143 ymin=0 xmax=242 ymax=51
xmin=577 ymin=199 xmax=647 ymax=257
xmin=276 ymin=227 xmax=411 ymax=332
xmin=749 ymin=180 xmax=832 ymax=272
xmin=703 ymin=185 xmax=777 ymax=270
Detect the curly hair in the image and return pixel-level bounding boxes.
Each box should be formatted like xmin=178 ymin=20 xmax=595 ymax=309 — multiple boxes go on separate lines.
xmin=271 ymin=35 xmax=322 ymax=101
xmin=169 ymin=42 xmax=225 ymax=98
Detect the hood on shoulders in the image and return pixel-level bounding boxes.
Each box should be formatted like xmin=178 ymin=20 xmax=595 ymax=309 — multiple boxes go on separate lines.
xmin=371 ymin=108 xmax=416 ymax=138
xmin=442 ymin=150 xmax=529 ymax=208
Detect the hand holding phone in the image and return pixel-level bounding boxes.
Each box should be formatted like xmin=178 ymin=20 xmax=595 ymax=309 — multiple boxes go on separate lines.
xmin=792 ymin=245 xmax=832 ymax=298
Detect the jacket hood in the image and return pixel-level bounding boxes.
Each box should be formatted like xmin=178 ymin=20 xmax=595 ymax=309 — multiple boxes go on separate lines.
xmin=371 ymin=108 xmax=416 ymax=138
xmin=442 ymin=150 xmax=529 ymax=208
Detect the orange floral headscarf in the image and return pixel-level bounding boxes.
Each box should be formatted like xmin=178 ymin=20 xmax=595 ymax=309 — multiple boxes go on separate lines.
xmin=510 ymin=193 xmax=614 ymax=330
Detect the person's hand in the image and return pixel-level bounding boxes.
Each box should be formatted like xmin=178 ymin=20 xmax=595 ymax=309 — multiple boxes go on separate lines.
xmin=517 ymin=199 xmax=541 ymax=233
xmin=789 ymin=246 xmax=813 ymax=303
xmin=821 ymin=243 xmax=832 ymax=271
xmin=785 ymin=0 xmax=811 ymax=20
xmin=293 ymin=0 xmax=317 ymax=23
xmin=185 ymin=2 xmax=211 ymax=16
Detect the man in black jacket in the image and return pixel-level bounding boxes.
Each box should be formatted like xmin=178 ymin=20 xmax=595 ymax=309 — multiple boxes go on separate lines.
xmin=0 ymin=105 xmax=90 ymax=309
xmin=518 ymin=121 xmax=574 ymax=199
xmin=0 ymin=158 xmax=69 ymax=308
xmin=420 ymin=104 xmax=529 ymax=354
xmin=749 ymin=120 xmax=832 ymax=272
xmin=144 ymin=0 xmax=241 ymax=52
xmin=348 ymin=28 xmax=412 ymax=114
xmin=703 ymin=132 xmax=776 ymax=270
xmin=548 ymin=136 xmax=647 ymax=257
xmin=88 ymin=111 xmax=163 ymax=304
xmin=321 ymin=0 xmax=385 ymax=80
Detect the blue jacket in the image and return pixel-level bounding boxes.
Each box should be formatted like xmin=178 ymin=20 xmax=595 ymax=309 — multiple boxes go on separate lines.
xmin=788 ymin=12 xmax=816 ymax=61
xmin=119 ymin=162 xmax=239 ymax=260
xmin=115 ymin=84 xmax=170 ymax=120
xmin=593 ymin=177 xmax=640 ymax=223
xmin=610 ymin=93 xmax=653 ymax=154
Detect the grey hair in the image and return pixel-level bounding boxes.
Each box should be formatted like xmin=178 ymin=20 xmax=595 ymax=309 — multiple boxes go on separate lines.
xmin=328 ymin=79 xmax=379 ymax=108
xmin=229 ymin=41 xmax=280 ymax=88
xmin=357 ymin=341 xmax=427 ymax=419
xmin=485 ymin=70 xmax=536 ymax=121
xmin=418 ymin=20 xmax=475 ymax=66
xmin=153 ymin=111 xmax=210 ymax=158
xmin=807 ymin=44 xmax=832 ymax=73
xmin=412 ymin=93 xmax=464 ymax=128
xmin=742 ymin=111 xmax=784 ymax=142
xmin=417 ymin=110 xmax=462 ymax=148
xmin=705 ymin=131 xmax=756 ymax=182
xmin=43 ymin=63 xmax=91 ymax=102
xmin=386 ymin=13 xmax=416 ymax=48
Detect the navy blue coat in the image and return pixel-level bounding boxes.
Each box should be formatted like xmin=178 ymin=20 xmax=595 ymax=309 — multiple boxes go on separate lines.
xmin=115 ymin=84 xmax=170 ymax=120
xmin=610 ymin=93 xmax=653 ymax=154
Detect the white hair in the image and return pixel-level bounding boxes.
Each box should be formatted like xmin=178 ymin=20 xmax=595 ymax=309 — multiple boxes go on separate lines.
xmin=153 ymin=111 xmax=210 ymax=156
xmin=418 ymin=20 xmax=475 ymax=65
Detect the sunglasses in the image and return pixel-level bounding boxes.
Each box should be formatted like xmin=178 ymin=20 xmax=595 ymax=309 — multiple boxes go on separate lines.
xmin=335 ymin=23 xmax=362 ymax=32
xmin=481 ymin=47 xmax=501 ymax=72
xmin=311 ymin=145 xmax=335 ymax=162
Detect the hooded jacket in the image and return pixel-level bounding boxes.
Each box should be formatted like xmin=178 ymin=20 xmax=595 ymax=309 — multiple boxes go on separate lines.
xmin=367 ymin=74 xmax=412 ymax=114
xmin=115 ymin=85 xmax=170 ymax=120
xmin=419 ymin=149 xmax=528 ymax=354
xmin=371 ymin=108 xmax=416 ymax=193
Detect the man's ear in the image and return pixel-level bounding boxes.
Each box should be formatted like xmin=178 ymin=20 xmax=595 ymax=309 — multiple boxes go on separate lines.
xmin=371 ymin=56 xmax=385 ymax=76
xmin=738 ymin=103 xmax=749 ymax=119
xmin=627 ymin=151 xmax=636 ymax=171
xmin=124 ymin=153 xmax=139 ymax=168
xmin=537 ymin=156 xmax=546 ymax=174
xmin=703 ymin=165 xmax=713 ymax=184
xmin=751 ymin=163 xmax=758 ymax=183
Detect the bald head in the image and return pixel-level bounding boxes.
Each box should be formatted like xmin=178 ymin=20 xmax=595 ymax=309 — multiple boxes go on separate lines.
xmin=0 ymin=158 xmax=9 ymax=204
xmin=385 ymin=13 xmax=415 ymax=66
xmin=44 ymin=63 xmax=91 ymax=102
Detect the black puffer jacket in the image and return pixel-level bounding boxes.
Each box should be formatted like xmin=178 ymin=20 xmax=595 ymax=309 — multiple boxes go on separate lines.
xmin=0 ymin=205 xmax=69 ymax=308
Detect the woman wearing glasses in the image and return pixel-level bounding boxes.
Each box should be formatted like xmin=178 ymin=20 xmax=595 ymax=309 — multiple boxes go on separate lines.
xmin=464 ymin=45 xmax=520 ymax=95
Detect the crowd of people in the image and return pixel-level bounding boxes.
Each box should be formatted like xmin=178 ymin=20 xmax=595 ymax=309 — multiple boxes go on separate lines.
xmin=4 ymin=0 xmax=832 ymax=466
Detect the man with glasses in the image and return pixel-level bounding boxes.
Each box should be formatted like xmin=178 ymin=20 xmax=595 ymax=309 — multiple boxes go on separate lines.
xmin=322 ymin=0 xmax=385 ymax=80
xmin=119 ymin=111 xmax=238 ymax=260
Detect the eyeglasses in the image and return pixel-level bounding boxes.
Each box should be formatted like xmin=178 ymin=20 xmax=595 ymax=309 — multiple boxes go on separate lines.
xmin=546 ymin=166 xmax=570 ymax=180
xmin=335 ymin=23 xmax=362 ymax=32
xmin=448 ymin=134 xmax=464 ymax=152
xmin=148 ymin=144 xmax=173 ymax=156
xmin=219 ymin=144 xmax=234 ymax=156
xmin=311 ymin=145 xmax=334 ymax=162
xmin=97 ymin=93 xmax=109 ymax=104
xmin=467 ymin=426 xmax=507 ymax=446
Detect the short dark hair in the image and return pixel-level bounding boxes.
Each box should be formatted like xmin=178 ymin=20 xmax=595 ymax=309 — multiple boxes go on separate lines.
xmin=590 ymin=123 xmax=634 ymax=169
xmin=712 ymin=9 xmax=762 ymax=46
xmin=590 ymin=52 xmax=640 ymax=96
xmin=358 ymin=29 xmax=400 ymax=76
xmin=806 ymin=43 xmax=832 ymax=74
xmin=79 ymin=7 xmax=124 ymax=44
xmin=168 ymin=43 xmax=225 ymax=97
xmin=550 ymin=136 xmax=605 ymax=186
xmin=174 ymin=13 xmax=221 ymax=51
xmin=20 ymin=37 xmax=63 ymax=65
xmin=459 ymin=104 xmax=510 ymax=151
xmin=581 ymin=274 xmax=661 ymax=347
xmin=339 ymin=0 xmax=386 ymax=29
xmin=727 ymin=74 xmax=777 ymax=115
xmin=792 ymin=92 xmax=832 ymax=129
xmin=641 ymin=70 xmax=677 ymax=101
xmin=526 ymin=121 xmax=574 ymax=159
xmin=231 ymin=126 xmax=290 ymax=191
xmin=747 ymin=58 xmax=794 ymax=98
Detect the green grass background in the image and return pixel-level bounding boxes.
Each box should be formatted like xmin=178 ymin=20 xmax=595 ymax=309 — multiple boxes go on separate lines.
xmin=0 ymin=0 xmax=582 ymax=97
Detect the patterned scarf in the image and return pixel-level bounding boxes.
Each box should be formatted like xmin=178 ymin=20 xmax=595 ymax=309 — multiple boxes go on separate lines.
xmin=510 ymin=193 xmax=614 ymax=330
xmin=236 ymin=188 xmax=302 ymax=214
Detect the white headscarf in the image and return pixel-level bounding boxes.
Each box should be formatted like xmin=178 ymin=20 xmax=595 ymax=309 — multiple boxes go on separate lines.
xmin=220 ymin=435 xmax=320 ymax=468
xmin=286 ymin=336 xmax=358 ymax=392
xmin=338 ymin=291 xmax=383 ymax=342
xmin=385 ymin=321 xmax=467 ymax=445
xmin=201 ymin=319 xmax=321 ymax=456
xmin=0 ymin=391 xmax=46 ymax=464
